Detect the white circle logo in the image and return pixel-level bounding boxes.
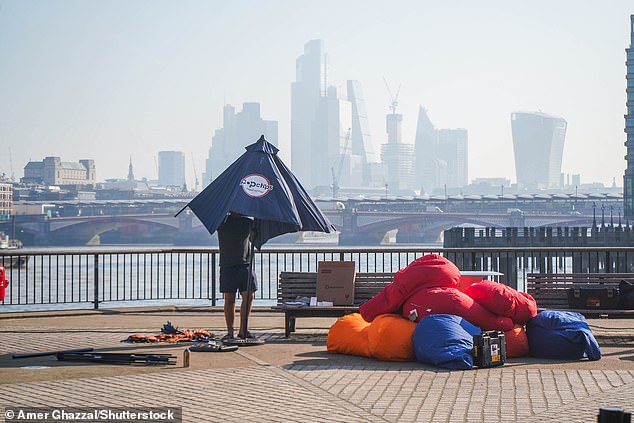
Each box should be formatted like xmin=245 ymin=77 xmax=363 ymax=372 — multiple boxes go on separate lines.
xmin=240 ymin=174 xmax=274 ymax=198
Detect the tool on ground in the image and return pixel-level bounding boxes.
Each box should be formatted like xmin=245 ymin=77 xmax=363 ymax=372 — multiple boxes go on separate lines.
xmin=472 ymin=331 xmax=506 ymax=368
xmin=183 ymin=348 xmax=190 ymax=368
xmin=12 ymin=348 xmax=94 ymax=359
xmin=223 ymin=336 xmax=264 ymax=346
xmin=190 ymin=341 xmax=239 ymax=352
xmin=57 ymin=352 xmax=176 ymax=365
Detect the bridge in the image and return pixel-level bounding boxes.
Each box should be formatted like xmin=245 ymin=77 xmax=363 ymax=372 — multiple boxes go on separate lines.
xmin=5 ymin=208 xmax=594 ymax=247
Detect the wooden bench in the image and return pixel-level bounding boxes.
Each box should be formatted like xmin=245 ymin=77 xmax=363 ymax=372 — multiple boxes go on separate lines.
xmin=526 ymin=273 xmax=634 ymax=317
xmin=272 ymin=271 xmax=394 ymax=337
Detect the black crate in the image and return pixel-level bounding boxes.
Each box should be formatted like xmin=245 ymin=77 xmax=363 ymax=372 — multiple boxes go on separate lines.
xmin=567 ymin=287 xmax=620 ymax=309
xmin=472 ymin=331 xmax=506 ymax=368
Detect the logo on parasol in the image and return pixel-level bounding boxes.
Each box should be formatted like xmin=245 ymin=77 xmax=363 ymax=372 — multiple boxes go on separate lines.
xmin=240 ymin=174 xmax=274 ymax=198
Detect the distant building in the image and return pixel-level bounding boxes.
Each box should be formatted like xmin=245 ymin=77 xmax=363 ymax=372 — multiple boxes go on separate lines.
xmin=464 ymin=177 xmax=511 ymax=195
xmin=624 ymin=14 xmax=634 ymax=219
xmin=291 ymin=40 xmax=352 ymax=191
xmin=0 ymin=181 xmax=12 ymax=221
xmin=204 ymin=102 xmax=278 ymax=185
xmin=380 ymin=112 xmax=415 ymax=194
xmin=414 ymin=107 xmax=468 ymax=194
xmin=22 ymin=157 xmax=95 ymax=188
xmin=347 ymin=80 xmax=375 ymax=186
xmin=437 ymin=128 xmax=468 ymax=189
xmin=100 ymin=158 xmax=150 ymax=192
xmin=511 ymin=112 xmax=567 ymax=190
xmin=158 ymin=151 xmax=185 ymax=188
xmin=291 ymin=40 xmax=323 ymax=189
xmin=315 ymin=86 xmax=352 ymax=190
xmin=414 ymin=106 xmax=438 ymax=193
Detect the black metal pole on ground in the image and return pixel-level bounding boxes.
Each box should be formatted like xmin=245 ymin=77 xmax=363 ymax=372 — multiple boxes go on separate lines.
xmin=239 ymin=242 xmax=255 ymax=339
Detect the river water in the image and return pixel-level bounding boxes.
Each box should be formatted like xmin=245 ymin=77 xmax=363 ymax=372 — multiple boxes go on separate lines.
xmin=1 ymin=243 xmax=438 ymax=312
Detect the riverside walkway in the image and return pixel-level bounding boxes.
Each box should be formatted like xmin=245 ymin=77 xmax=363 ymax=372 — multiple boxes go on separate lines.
xmin=0 ymin=308 xmax=633 ymax=422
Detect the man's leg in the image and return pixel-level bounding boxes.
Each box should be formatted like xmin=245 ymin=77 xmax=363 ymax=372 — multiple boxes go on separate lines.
xmin=223 ymin=292 xmax=237 ymax=338
xmin=238 ymin=290 xmax=255 ymax=338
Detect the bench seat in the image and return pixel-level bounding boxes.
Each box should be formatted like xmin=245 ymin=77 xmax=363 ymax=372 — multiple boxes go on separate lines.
xmin=272 ymin=271 xmax=393 ymax=337
xmin=526 ymin=273 xmax=634 ymax=318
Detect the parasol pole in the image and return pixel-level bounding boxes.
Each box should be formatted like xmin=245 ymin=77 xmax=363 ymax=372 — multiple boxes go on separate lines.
xmin=239 ymin=228 xmax=255 ymax=340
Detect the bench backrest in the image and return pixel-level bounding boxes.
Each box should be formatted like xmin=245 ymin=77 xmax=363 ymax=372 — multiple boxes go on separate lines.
xmin=277 ymin=271 xmax=394 ymax=306
xmin=526 ymin=273 xmax=633 ymax=309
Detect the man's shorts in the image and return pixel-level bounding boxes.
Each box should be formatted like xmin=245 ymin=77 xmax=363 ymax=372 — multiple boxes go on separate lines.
xmin=220 ymin=264 xmax=258 ymax=294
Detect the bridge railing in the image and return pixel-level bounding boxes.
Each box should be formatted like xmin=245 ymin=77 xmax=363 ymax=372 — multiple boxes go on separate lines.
xmin=2 ymin=246 xmax=634 ymax=312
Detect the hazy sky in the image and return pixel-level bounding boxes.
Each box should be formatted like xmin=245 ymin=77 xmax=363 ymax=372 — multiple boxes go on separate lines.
xmin=1 ymin=1 xmax=632 ymax=190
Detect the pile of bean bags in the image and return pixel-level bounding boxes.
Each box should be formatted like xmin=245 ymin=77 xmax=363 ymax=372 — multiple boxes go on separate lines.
xmin=327 ymin=254 xmax=601 ymax=369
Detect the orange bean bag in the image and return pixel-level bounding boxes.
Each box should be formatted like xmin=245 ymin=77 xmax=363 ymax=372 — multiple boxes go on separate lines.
xmin=326 ymin=313 xmax=371 ymax=357
xmin=505 ymin=324 xmax=530 ymax=358
xmin=367 ymin=314 xmax=416 ymax=361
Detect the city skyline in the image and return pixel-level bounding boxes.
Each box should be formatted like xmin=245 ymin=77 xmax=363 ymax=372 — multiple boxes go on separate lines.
xmin=0 ymin=1 xmax=632 ymax=190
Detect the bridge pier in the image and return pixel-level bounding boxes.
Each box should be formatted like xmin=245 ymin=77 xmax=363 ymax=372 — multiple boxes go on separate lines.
xmin=395 ymin=225 xmax=443 ymax=244
xmin=34 ymin=217 xmax=52 ymax=246
xmin=338 ymin=232 xmax=384 ymax=246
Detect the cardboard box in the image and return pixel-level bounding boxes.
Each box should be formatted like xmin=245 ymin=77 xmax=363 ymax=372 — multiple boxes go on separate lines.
xmin=316 ymin=261 xmax=356 ymax=306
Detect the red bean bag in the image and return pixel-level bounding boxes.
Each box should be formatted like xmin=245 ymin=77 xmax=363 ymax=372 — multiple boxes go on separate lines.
xmin=464 ymin=280 xmax=537 ymax=324
xmin=367 ymin=314 xmax=416 ymax=362
xmin=505 ymin=324 xmax=530 ymax=358
xmin=326 ymin=313 xmax=371 ymax=357
xmin=360 ymin=254 xmax=460 ymax=322
xmin=401 ymin=286 xmax=514 ymax=332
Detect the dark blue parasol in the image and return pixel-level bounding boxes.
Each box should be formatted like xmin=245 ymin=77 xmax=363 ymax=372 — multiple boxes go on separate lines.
xmin=176 ymin=135 xmax=336 ymax=342
xmin=177 ymin=135 xmax=335 ymax=248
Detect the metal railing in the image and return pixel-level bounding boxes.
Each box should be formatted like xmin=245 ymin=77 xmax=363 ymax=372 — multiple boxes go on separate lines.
xmin=2 ymin=246 xmax=634 ymax=312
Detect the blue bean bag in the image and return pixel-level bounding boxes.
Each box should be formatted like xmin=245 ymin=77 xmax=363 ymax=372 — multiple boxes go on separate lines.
xmin=412 ymin=314 xmax=481 ymax=370
xmin=526 ymin=310 xmax=601 ymax=360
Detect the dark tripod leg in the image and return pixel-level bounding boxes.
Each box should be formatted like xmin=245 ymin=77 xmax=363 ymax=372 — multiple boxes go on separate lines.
xmin=239 ymin=242 xmax=255 ymax=339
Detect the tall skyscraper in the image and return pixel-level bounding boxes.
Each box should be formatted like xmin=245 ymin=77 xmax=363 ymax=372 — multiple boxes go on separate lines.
xmin=291 ymin=40 xmax=352 ymax=191
xmin=438 ymin=128 xmax=468 ymax=188
xmin=624 ymin=15 xmax=634 ymax=218
xmin=511 ymin=112 xmax=567 ymax=190
xmin=414 ymin=107 xmax=468 ymax=194
xmin=203 ymin=102 xmax=278 ymax=184
xmin=158 ymin=151 xmax=185 ymax=188
xmin=291 ymin=40 xmax=323 ymax=189
xmin=414 ymin=106 xmax=438 ymax=193
xmin=347 ymin=80 xmax=375 ymax=185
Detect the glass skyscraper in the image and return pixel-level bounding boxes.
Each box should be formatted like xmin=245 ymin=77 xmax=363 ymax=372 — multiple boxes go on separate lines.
xmin=291 ymin=40 xmax=352 ymax=191
xmin=511 ymin=112 xmax=567 ymax=190
xmin=158 ymin=151 xmax=185 ymax=188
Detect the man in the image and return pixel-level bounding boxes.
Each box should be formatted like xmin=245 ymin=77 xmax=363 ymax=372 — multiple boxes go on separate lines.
xmin=217 ymin=211 xmax=257 ymax=340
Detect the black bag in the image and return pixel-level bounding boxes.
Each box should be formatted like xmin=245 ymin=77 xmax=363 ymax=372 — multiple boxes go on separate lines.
xmin=619 ymin=280 xmax=634 ymax=309
xmin=567 ymin=287 xmax=620 ymax=309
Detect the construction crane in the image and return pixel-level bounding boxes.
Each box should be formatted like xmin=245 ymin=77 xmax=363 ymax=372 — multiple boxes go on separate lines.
xmin=331 ymin=128 xmax=352 ymax=198
xmin=8 ymin=147 xmax=14 ymax=182
xmin=383 ymin=76 xmax=401 ymax=114
xmin=191 ymin=153 xmax=199 ymax=192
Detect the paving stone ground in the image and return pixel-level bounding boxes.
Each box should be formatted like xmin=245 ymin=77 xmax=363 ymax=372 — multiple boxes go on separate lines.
xmin=0 ymin=309 xmax=633 ymax=422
